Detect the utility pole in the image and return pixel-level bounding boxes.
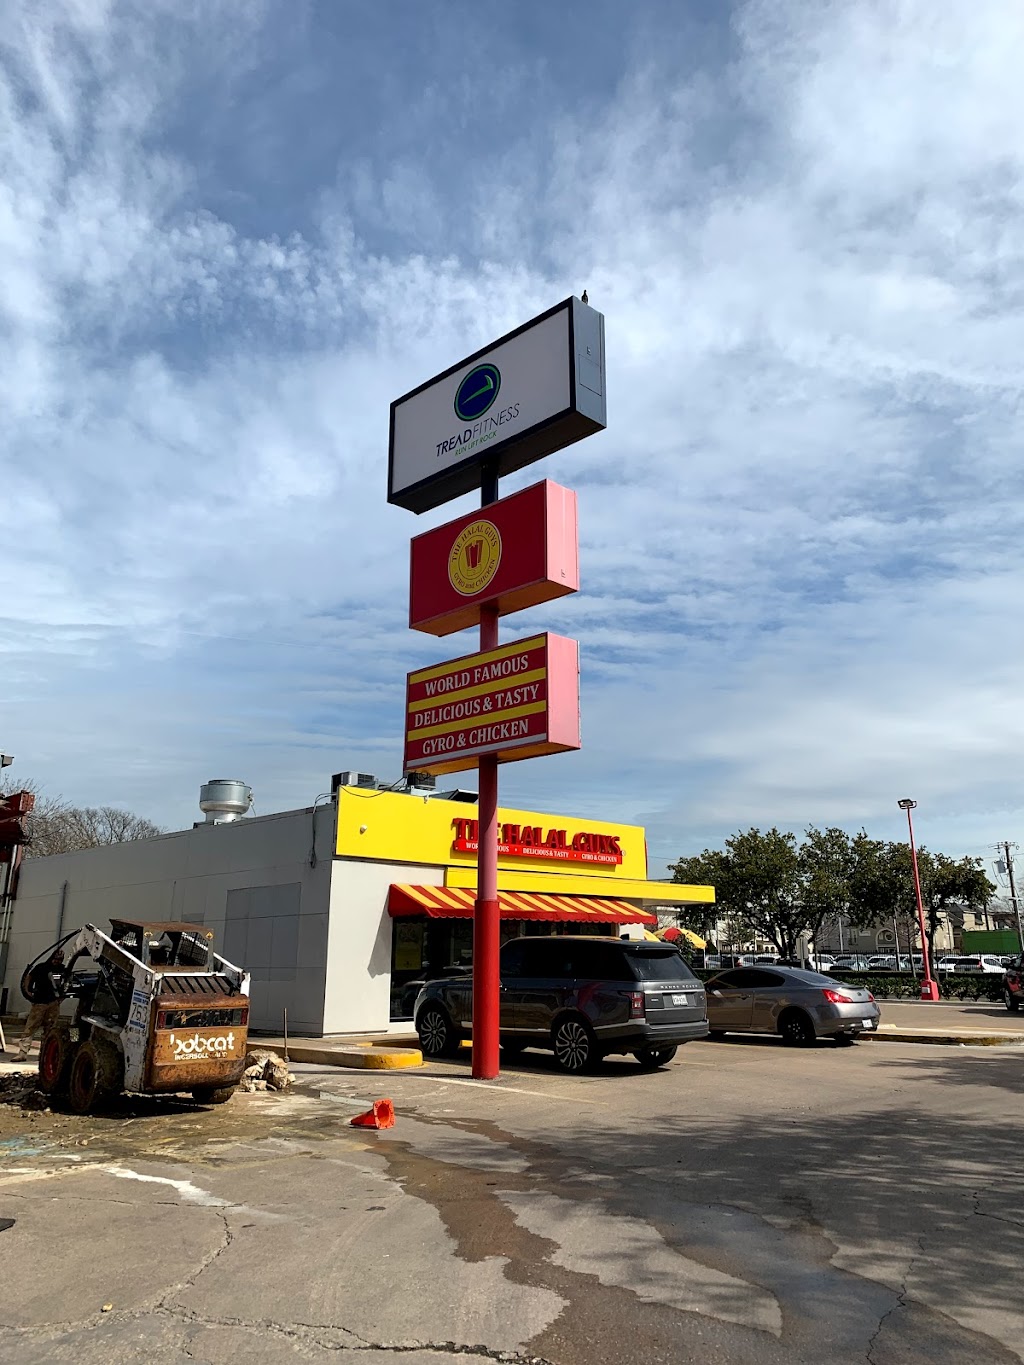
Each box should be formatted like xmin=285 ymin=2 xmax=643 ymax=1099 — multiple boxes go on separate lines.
xmin=1003 ymin=842 xmax=1024 ymax=953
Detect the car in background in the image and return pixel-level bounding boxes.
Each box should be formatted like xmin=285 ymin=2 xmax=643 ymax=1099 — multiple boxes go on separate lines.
xmin=868 ymin=954 xmax=924 ymax=973
xmin=939 ymin=954 xmax=1006 ymax=975
xmin=703 ymin=966 xmax=880 ymax=1046
xmin=703 ymin=953 xmax=777 ymax=969
xmin=831 ymin=954 xmax=872 ymax=971
xmin=1003 ymin=955 xmax=1024 ymax=1012
xmin=415 ymin=935 xmax=708 ymax=1073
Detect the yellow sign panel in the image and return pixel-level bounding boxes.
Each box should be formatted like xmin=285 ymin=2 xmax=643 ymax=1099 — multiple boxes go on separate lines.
xmin=335 ymin=787 xmax=648 ymax=880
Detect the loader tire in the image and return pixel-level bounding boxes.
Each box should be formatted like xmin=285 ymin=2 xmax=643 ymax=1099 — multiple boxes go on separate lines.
xmin=38 ymin=1026 xmax=74 ymax=1097
xmin=68 ymin=1039 xmax=123 ymax=1114
xmin=192 ymin=1086 xmax=236 ymax=1105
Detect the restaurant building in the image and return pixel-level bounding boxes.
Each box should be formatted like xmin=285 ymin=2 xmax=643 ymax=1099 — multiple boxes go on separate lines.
xmin=1 ymin=780 xmax=714 ymax=1037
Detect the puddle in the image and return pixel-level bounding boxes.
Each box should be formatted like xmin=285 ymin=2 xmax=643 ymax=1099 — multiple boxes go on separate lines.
xmin=0 ymin=1137 xmax=55 ymax=1160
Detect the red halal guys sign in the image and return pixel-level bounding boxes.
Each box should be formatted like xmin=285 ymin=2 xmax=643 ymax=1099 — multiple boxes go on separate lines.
xmin=451 ymin=817 xmax=623 ymax=866
xmin=409 ymin=480 xmax=578 ymax=637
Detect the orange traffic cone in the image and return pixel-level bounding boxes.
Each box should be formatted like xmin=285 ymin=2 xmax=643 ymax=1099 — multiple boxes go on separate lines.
xmin=350 ymin=1098 xmax=395 ymax=1129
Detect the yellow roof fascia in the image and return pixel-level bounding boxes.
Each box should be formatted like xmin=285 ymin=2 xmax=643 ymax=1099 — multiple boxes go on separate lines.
xmin=444 ymin=866 xmax=715 ymax=905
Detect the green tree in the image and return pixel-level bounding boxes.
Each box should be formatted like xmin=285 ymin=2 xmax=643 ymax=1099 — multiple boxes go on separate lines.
xmin=670 ymin=827 xmax=808 ymax=959
xmin=846 ymin=840 xmax=995 ymax=961
xmin=666 ymin=847 xmax=726 ymax=944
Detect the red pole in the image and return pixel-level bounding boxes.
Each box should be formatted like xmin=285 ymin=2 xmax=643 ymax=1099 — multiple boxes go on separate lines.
xmin=473 ymin=464 xmax=501 ymax=1079
xmin=473 ymin=687 xmax=500 ymax=1075
xmin=900 ymin=799 xmax=940 ymax=1001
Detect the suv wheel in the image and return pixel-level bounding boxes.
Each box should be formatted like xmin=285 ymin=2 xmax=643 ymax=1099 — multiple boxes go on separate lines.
xmin=552 ymin=1018 xmax=595 ymax=1074
xmin=635 ymin=1045 xmax=677 ymax=1070
xmin=1005 ymin=988 xmax=1020 ymax=1014
xmin=418 ymin=1006 xmax=460 ymax=1059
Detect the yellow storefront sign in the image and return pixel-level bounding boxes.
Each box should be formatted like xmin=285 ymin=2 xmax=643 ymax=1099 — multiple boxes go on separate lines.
xmin=333 ymin=787 xmax=714 ymax=907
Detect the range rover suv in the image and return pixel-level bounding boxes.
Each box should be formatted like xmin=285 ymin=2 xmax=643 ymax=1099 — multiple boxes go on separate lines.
xmin=414 ymin=934 xmax=708 ymax=1073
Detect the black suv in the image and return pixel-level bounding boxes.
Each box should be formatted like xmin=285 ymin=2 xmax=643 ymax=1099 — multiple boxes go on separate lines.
xmin=414 ymin=935 xmax=708 ymax=1073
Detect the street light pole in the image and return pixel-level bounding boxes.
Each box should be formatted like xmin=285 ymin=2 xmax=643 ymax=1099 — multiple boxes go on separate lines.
xmin=898 ymin=798 xmax=940 ymax=1001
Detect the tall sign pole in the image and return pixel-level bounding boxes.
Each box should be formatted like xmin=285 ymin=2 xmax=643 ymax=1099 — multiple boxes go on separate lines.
xmin=898 ymin=798 xmax=940 ymax=1001
xmin=474 ymin=461 xmax=501 ymax=1077
xmin=392 ymin=296 xmax=605 ymax=1079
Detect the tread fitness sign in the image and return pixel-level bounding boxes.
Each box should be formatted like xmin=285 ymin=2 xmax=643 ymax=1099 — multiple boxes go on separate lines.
xmin=404 ymin=633 xmax=581 ymax=775
xmin=388 ymin=297 xmax=606 ymax=513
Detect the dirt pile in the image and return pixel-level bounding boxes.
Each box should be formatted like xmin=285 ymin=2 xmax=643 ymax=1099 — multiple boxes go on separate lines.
xmin=0 ymin=1069 xmax=49 ymax=1111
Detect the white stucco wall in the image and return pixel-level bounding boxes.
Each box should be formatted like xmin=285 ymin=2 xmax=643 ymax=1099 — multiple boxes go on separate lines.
xmin=322 ymin=859 xmax=443 ymax=1034
xmin=2 ymin=806 xmax=336 ymax=1034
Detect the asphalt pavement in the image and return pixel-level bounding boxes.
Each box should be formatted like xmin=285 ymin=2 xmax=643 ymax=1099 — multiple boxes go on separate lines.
xmin=0 ymin=1033 xmax=1021 ymax=1364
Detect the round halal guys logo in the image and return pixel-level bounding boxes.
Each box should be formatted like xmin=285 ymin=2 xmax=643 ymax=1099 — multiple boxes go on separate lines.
xmin=448 ymin=519 xmax=502 ymax=596
xmin=454 ymin=363 xmax=501 ymax=422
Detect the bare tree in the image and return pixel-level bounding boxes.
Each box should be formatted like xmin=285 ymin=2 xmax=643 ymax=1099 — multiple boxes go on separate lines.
xmin=0 ymin=778 xmax=163 ymax=856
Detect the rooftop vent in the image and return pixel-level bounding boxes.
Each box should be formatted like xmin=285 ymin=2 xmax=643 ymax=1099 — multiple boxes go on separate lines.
xmin=199 ymin=779 xmax=253 ymax=824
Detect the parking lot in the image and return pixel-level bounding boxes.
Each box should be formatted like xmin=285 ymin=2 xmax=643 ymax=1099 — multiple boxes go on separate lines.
xmin=0 ymin=1033 xmax=1022 ymax=1364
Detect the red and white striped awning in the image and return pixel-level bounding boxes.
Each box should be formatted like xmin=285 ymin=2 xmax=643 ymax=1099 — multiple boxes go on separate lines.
xmin=387 ymin=884 xmax=656 ymax=926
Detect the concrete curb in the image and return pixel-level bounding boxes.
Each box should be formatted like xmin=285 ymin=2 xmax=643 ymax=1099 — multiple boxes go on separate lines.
xmin=865 ymin=1028 xmax=1024 ymax=1047
xmin=260 ymin=1041 xmax=423 ymax=1069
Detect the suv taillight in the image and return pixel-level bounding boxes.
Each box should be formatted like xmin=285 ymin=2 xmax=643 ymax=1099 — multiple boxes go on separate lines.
xmin=629 ymin=991 xmax=645 ymax=1020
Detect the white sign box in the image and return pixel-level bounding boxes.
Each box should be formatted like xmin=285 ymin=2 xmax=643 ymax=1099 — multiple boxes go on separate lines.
xmin=389 ymin=296 xmax=606 ymax=513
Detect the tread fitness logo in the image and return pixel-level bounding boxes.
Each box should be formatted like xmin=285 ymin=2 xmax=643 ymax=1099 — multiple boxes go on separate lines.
xmin=448 ymin=519 xmax=502 ymax=596
xmin=454 ymin=363 xmax=501 ymax=422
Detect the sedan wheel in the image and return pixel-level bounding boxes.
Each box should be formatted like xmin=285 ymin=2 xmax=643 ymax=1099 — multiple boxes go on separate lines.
xmin=779 ymin=1011 xmax=815 ymax=1047
xmin=552 ymin=1018 xmax=594 ymax=1073
xmin=1005 ymin=988 xmax=1020 ymax=1014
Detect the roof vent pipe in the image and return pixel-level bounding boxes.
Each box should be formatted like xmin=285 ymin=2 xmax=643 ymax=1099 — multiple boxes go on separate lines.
xmin=199 ymin=780 xmax=253 ymax=824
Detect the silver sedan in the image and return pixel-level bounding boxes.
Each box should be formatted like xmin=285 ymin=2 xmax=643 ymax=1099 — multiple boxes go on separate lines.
xmin=704 ymin=965 xmax=880 ymax=1046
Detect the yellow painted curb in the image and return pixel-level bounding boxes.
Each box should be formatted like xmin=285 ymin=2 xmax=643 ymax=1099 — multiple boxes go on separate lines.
xmin=864 ymin=1030 xmax=1024 ymax=1047
xmin=336 ymin=1044 xmax=423 ymax=1070
xmin=260 ymin=1042 xmax=423 ymax=1069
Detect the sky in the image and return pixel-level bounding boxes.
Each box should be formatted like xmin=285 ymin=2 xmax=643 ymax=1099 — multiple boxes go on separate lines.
xmin=3 ymin=0 xmax=1024 ymax=883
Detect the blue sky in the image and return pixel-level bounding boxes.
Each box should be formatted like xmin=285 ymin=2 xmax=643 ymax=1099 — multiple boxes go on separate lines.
xmin=3 ymin=0 xmax=1024 ymax=882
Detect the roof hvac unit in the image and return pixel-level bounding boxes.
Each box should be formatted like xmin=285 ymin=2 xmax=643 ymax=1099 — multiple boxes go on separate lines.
xmin=332 ymin=771 xmax=378 ymax=793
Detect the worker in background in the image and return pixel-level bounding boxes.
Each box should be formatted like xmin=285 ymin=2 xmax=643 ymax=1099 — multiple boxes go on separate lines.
xmin=16 ymin=950 xmax=65 ymax=1063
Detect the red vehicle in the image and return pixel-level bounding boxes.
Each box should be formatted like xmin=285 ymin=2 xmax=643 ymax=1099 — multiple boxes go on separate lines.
xmin=1004 ymin=955 xmax=1024 ymax=1013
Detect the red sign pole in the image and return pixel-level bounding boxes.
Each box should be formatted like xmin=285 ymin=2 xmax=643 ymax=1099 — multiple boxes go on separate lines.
xmin=473 ymin=464 xmax=502 ymax=1079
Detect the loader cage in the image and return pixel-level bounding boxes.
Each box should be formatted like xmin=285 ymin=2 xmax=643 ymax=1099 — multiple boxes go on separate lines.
xmin=109 ymin=919 xmax=215 ymax=971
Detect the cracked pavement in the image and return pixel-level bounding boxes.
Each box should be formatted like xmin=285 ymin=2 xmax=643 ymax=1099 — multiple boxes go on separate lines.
xmin=0 ymin=1035 xmax=1021 ymax=1364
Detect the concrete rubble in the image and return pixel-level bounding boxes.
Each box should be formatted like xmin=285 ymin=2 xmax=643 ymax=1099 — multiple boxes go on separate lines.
xmin=238 ymin=1047 xmax=295 ymax=1093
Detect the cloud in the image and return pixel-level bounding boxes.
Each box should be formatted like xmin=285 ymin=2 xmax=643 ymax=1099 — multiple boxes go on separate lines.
xmin=2 ymin=0 xmax=1024 ymax=869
